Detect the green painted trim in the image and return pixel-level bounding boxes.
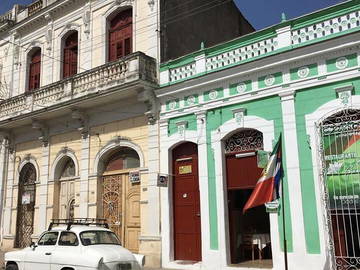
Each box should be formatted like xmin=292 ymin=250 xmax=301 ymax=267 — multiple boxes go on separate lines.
xmin=258 ymin=72 xmax=283 ymax=89
xmin=291 ymin=0 xmax=360 ymax=30
xmin=326 ymin=53 xmax=358 ymax=73
xmin=290 ymin=63 xmax=318 ymax=81
xmin=184 ymin=94 xmax=199 ymax=107
xmin=229 ymin=80 xmax=253 ymax=96
xmin=204 ymin=88 xmax=224 ymax=102
xmin=166 ymin=99 xmax=180 ymax=111
xmin=292 ymin=26 xmax=360 ymax=49
xmin=168 ymin=114 xmax=197 ymax=137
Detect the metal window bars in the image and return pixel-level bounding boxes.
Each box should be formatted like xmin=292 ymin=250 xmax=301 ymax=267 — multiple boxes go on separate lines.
xmin=318 ymin=109 xmax=360 ymax=269
xmin=48 ymin=218 xmax=109 ymax=231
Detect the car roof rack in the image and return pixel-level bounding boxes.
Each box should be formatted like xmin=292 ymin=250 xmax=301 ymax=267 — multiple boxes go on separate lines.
xmin=48 ymin=218 xmax=109 ymax=231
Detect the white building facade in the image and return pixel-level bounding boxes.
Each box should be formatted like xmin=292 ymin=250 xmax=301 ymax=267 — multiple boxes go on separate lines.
xmin=0 ymin=0 xmax=161 ymax=267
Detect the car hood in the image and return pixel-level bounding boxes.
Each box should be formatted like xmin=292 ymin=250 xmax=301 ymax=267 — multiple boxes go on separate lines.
xmin=84 ymin=245 xmax=135 ymax=263
xmin=5 ymin=248 xmax=29 ymax=261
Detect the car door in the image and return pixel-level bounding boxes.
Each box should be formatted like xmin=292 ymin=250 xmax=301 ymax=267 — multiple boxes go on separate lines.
xmin=24 ymin=231 xmax=58 ymax=270
xmin=51 ymin=231 xmax=80 ymax=270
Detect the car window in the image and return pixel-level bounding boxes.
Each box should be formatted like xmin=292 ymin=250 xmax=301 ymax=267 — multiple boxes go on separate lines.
xmin=80 ymin=231 xmax=120 ymax=246
xmin=38 ymin=232 xmax=59 ymax=246
xmin=58 ymin=232 xmax=79 ymax=246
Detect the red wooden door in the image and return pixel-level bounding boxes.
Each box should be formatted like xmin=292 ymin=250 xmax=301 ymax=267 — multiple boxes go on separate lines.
xmin=109 ymin=9 xmax=132 ymax=62
xmin=173 ymin=142 xmax=202 ymax=261
xmin=63 ymin=32 xmax=78 ymax=78
xmin=28 ymin=49 xmax=41 ymax=91
xmin=226 ymin=152 xmax=263 ymax=190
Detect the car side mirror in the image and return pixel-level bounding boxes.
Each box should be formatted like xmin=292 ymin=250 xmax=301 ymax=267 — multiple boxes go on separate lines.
xmin=30 ymin=242 xmax=38 ymax=250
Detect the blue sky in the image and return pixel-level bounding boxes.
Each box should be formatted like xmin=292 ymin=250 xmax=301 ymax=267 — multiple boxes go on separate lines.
xmin=1 ymin=0 xmax=346 ymax=30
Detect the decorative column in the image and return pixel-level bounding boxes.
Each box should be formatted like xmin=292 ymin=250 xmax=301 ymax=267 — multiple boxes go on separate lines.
xmin=0 ymin=138 xmax=8 ymax=228
xmin=79 ymin=132 xmax=90 ymax=217
xmin=3 ymin=140 xmax=15 ymax=241
xmin=81 ymin=2 xmax=92 ymax=70
xmin=279 ymin=91 xmax=307 ymax=259
xmin=72 ymin=109 xmax=90 ymax=217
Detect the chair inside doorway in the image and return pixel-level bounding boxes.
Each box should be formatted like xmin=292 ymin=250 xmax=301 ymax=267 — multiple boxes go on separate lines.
xmin=225 ymin=129 xmax=272 ymax=268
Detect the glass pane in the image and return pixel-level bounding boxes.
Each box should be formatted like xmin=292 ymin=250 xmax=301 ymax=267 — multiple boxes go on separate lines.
xmin=59 ymin=232 xmax=78 ymax=246
xmin=38 ymin=232 xmax=59 ymax=246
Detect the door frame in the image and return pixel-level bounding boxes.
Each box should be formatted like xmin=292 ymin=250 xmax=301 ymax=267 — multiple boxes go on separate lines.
xmin=159 ymin=119 xmax=211 ymax=269
xmin=210 ymin=115 xmax=279 ymax=268
xmin=172 ymin=142 xmax=202 ymax=261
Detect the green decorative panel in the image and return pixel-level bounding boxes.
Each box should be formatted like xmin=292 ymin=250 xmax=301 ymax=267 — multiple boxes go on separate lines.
xmin=203 ymin=88 xmax=224 ymax=102
xmin=326 ymin=53 xmax=358 ymax=73
xmin=166 ymin=99 xmax=180 ymax=111
xmin=229 ymin=80 xmax=252 ymax=95
xmin=168 ymin=114 xmax=197 ymax=137
xmin=258 ymin=72 xmax=283 ymax=89
xmin=290 ymin=64 xmax=318 ymax=81
xmin=184 ymin=94 xmax=199 ymax=106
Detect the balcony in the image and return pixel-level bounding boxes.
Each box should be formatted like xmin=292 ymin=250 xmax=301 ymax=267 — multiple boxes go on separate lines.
xmin=28 ymin=0 xmax=43 ymax=17
xmin=0 ymin=52 xmax=157 ymax=124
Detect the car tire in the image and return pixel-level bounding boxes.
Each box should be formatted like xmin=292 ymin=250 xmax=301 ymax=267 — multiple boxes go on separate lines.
xmin=5 ymin=264 xmax=18 ymax=270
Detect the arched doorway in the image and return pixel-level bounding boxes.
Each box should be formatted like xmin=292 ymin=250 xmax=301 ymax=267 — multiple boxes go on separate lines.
xmin=319 ymin=109 xmax=360 ymax=269
xmin=108 ymin=9 xmax=133 ymax=62
xmin=63 ymin=31 xmax=78 ymax=78
xmin=224 ymin=129 xmax=272 ymax=266
xmin=172 ymin=142 xmax=202 ymax=261
xmin=15 ymin=163 xmax=36 ymax=248
xmin=53 ymin=157 xmax=76 ymax=220
xmin=101 ymin=147 xmax=140 ymax=253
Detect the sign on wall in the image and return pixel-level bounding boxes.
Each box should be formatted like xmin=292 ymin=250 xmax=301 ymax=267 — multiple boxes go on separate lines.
xmin=22 ymin=192 xmax=31 ymax=205
xmin=322 ymin=120 xmax=360 ymax=210
xmin=157 ymin=174 xmax=169 ymax=187
xmin=129 ymin=171 xmax=141 ymax=184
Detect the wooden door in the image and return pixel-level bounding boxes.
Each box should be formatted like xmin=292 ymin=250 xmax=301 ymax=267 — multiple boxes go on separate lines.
xmin=28 ymin=49 xmax=41 ymax=91
xmin=102 ymin=173 xmax=140 ymax=253
xmin=173 ymin=142 xmax=201 ymax=261
xmin=109 ymin=9 xmax=132 ymax=62
xmin=124 ymin=174 xmax=140 ymax=253
xmin=59 ymin=180 xmax=75 ymax=219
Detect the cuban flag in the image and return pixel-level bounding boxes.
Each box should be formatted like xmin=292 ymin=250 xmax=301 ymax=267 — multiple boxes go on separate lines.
xmin=243 ymin=134 xmax=283 ymax=213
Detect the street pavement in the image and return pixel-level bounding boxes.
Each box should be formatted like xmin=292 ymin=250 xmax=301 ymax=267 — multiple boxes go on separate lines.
xmin=0 ymin=250 xmax=177 ymax=270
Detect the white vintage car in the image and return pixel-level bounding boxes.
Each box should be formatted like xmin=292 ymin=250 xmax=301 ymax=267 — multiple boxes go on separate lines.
xmin=5 ymin=219 xmax=143 ymax=270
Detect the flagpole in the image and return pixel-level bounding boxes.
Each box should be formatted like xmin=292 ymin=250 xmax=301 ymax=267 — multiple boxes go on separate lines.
xmin=281 ymin=174 xmax=289 ymax=270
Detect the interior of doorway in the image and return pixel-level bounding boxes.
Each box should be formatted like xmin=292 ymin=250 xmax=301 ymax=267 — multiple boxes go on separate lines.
xmin=228 ymin=189 xmax=272 ymax=268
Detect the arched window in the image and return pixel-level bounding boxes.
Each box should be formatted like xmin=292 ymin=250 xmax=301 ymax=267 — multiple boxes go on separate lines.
xmin=28 ymin=48 xmax=41 ymax=91
xmin=60 ymin=158 xmax=76 ymax=178
xmin=63 ymin=31 xmax=78 ymax=78
xmin=108 ymin=9 xmax=132 ymax=62
xmin=104 ymin=147 xmax=140 ymax=172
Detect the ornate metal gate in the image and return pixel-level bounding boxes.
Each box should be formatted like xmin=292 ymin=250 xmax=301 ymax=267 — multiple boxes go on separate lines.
xmin=319 ymin=109 xmax=360 ymax=269
xmin=15 ymin=163 xmax=36 ymax=248
xmin=102 ymin=174 xmax=123 ymax=242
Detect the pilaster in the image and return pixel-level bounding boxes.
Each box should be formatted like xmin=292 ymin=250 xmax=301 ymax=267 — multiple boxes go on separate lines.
xmin=79 ymin=133 xmax=90 ymax=217
xmin=279 ymin=90 xmax=307 ymax=261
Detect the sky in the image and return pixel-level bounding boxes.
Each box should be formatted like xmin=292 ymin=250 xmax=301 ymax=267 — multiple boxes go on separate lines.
xmin=0 ymin=0 xmax=347 ymax=30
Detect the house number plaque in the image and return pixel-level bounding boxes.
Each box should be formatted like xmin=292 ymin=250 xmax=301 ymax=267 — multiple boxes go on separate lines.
xmin=179 ymin=165 xmax=192 ymax=174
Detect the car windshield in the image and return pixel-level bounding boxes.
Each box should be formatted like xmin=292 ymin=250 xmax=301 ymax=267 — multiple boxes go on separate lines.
xmin=80 ymin=230 xmax=120 ymax=246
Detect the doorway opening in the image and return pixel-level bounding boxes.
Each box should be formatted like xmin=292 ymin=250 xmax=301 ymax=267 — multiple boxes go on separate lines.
xmin=225 ymin=129 xmax=272 ymax=268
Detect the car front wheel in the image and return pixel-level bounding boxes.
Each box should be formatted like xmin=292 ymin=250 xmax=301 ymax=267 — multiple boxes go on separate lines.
xmin=5 ymin=263 xmax=18 ymax=270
